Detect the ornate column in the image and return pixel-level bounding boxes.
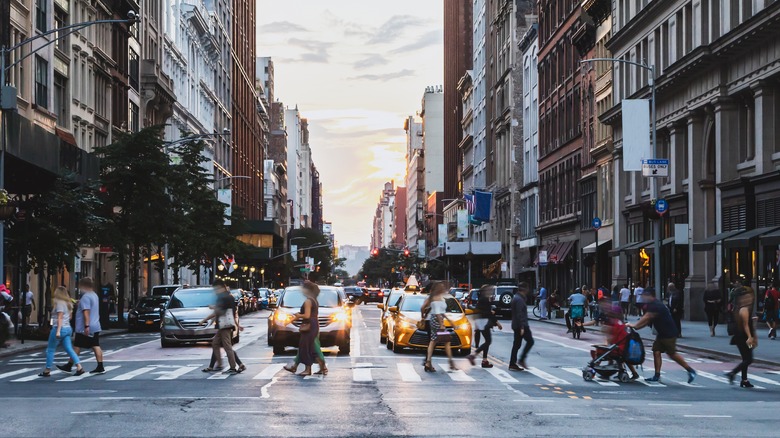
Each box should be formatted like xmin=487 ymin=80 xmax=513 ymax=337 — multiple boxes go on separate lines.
xmin=685 ymin=111 xmax=709 ymax=320
xmin=752 ymin=81 xmax=777 ymax=174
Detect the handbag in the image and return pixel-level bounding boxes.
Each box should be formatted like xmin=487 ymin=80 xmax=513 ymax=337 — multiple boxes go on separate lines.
xmin=435 ymin=330 xmax=452 ymax=344
xmin=299 ymin=320 xmax=311 ymax=333
xmin=217 ymin=308 xmax=235 ymax=329
xmin=416 ymin=320 xmax=427 ymax=330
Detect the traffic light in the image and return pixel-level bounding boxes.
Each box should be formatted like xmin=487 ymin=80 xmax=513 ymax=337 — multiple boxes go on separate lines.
xmin=371 ymin=248 xmax=379 ymax=257
xmin=403 ymin=248 xmax=410 ymax=257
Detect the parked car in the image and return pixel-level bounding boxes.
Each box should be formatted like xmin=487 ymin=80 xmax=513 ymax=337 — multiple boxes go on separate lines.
xmin=151 ymin=284 xmax=181 ymax=297
xmin=362 ymin=288 xmax=384 ymax=304
xmin=127 ymin=296 xmax=169 ymax=332
xmin=160 ymin=287 xmax=240 ymax=348
xmin=492 ymin=284 xmax=519 ymax=317
xmin=257 ymin=288 xmax=272 ymax=309
xmin=385 ymin=294 xmax=472 ymax=356
xmin=268 ymin=286 xmax=353 ymax=355
xmin=377 ymin=289 xmax=407 ymax=344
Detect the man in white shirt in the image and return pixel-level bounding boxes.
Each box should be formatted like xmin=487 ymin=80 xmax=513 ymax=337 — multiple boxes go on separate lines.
xmin=633 ymin=284 xmax=645 ymax=317
xmin=619 ymin=284 xmax=631 ymax=320
xmin=22 ymin=284 xmax=35 ymax=331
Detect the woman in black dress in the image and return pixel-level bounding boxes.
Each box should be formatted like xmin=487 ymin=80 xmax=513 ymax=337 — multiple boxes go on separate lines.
xmin=726 ymin=287 xmax=757 ymax=388
xmin=702 ymin=284 xmax=722 ymax=337
xmin=294 ymin=282 xmax=325 ymax=376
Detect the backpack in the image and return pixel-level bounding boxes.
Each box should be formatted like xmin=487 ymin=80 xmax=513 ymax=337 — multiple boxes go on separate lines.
xmin=623 ymin=329 xmax=645 ymax=365
xmin=764 ymin=291 xmax=777 ymax=312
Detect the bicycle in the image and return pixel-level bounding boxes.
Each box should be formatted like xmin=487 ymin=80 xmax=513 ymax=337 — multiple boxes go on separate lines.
xmin=532 ymin=296 xmax=541 ymax=318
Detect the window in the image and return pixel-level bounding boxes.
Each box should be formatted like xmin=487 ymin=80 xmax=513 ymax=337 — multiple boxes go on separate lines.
xmin=130 ymin=102 xmax=140 ymax=132
xmin=53 ymin=73 xmax=67 ymax=124
xmin=35 ymin=56 xmax=48 ymax=109
xmin=599 ymin=164 xmax=613 ymax=221
xmin=36 ymin=0 xmax=47 ymax=32
xmin=129 ymin=49 xmax=139 ymax=91
xmin=54 ymin=7 xmax=68 ymax=53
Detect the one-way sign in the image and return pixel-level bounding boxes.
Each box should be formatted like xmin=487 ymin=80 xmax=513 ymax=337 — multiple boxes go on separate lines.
xmin=642 ymin=159 xmax=669 ymax=177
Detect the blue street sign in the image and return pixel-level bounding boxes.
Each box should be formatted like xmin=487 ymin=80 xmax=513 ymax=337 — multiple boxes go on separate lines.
xmin=592 ymin=217 xmax=602 ymax=230
xmin=655 ymin=199 xmax=668 ymax=215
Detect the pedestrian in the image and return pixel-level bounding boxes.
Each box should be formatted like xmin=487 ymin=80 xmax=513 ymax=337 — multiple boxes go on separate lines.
xmin=702 ymin=283 xmax=722 ymax=337
xmin=204 ymin=350 xmax=246 ymax=374
xmin=39 ymin=287 xmax=84 ymax=377
xmin=628 ymin=287 xmax=696 ymax=383
xmin=611 ymin=285 xmax=621 ymax=307
xmin=291 ymin=281 xmax=326 ymax=376
xmin=538 ymin=285 xmax=548 ymax=320
xmin=667 ymin=283 xmax=683 ymax=337
xmin=58 ymin=278 xmax=106 ymax=374
xmin=422 ymin=282 xmax=457 ymax=373
xmin=467 ymin=285 xmax=503 ymax=368
xmin=565 ymin=288 xmax=588 ymax=333
xmin=199 ymin=280 xmax=244 ymax=374
xmin=619 ymin=284 xmax=631 ymax=320
xmin=284 ymin=283 xmax=328 ymax=376
xmin=633 ymin=283 xmax=645 ymax=317
xmin=726 ymin=286 xmax=757 ymax=388
xmin=509 ymin=282 xmax=534 ymax=371
xmin=762 ymin=282 xmax=779 ymax=340
xmin=21 ymin=284 xmax=34 ymax=331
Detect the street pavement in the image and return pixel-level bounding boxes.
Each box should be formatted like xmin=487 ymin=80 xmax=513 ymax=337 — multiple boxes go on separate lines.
xmin=0 ymin=306 xmax=777 ymax=437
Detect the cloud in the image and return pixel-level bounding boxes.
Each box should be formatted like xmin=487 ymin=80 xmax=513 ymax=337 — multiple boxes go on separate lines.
xmin=391 ymin=30 xmax=443 ymax=54
xmin=353 ymin=54 xmax=390 ymax=70
xmin=350 ymin=69 xmax=416 ymax=82
xmin=368 ymin=15 xmax=428 ymax=44
xmin=259 ymin=21 xmax=309 ymax=33
xmin=283 ymin=38 xmax=333 ymax=63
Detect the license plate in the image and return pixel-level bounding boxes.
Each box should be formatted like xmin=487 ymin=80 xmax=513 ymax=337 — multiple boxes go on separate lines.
xmin=145 ymin=320 xmax=155 ymax=325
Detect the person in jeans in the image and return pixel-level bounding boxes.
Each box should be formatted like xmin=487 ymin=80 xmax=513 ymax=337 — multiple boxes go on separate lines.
xmin=619 ymin=284 xmax=631 ymax=321
xmin=58 ymin=277 xmax=105 ymax=374
xmin=702 ymin=284 xmax=722 ymax=337
xmin=538 ymin=286 xmax=548 ymax=320
xmin=467 ymin=285 xmax=502 ymax=368
xmin=763 ymin=283 xmax=779 ymax=340
xmin=200 ymin=280 xmax=243 ymax=374
xmin=726 ymin=287 xmax=757 ymax=388
xmin=39 ymin=287 xmax=84 ymax=377
xmin=509 ymin=283 xmax=533 ymax=371
xmin=628 ymin=287 xmax=696 ymax=383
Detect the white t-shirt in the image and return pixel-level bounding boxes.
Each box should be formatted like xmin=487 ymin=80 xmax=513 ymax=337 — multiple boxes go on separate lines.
xmin=620 ymin=288 xmax=631 ymax=302
xmin=634 ymin=287 xmax=646 ymax=303
xmin=427 ymin=300 xmax=447 ymax=320
xmin=25 ymin=291 xmax=34 ymax=306
xmin=51 ymin=300 xmax=71 ymax=328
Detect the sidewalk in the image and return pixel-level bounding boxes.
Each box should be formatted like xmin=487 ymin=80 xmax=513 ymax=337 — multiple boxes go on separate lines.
xmin=0 ymin=327 xmax=127 ymax=359
xmin=529 ymin=306 xmax=780 ymax=366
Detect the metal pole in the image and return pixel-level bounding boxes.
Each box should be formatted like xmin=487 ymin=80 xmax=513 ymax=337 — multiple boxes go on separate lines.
xmin=595 ymin=228 xmax=599 ymax=289
xmin=0 ymin=46 xmax=6 ymax=289
xmin=650 ymin=66 xmax=661 ymax=297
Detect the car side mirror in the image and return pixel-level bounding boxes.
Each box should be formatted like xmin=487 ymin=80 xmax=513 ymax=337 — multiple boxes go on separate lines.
xmin=464 ymin=309 xmax=476 ymax=315
xmin=388 ymin=306 xmax=398 ymax=313
xmin=376 ymin=304 xmax=384 ymax=310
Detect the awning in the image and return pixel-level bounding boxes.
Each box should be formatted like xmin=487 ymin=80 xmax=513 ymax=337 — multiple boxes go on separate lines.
xmin=582 ymin=238 xmax=612 ymax=254
xmin=723 ymin=227 xmax=780 ymax=249
xmin=55 ymin=127 xmax=77 ymax=146
xmin=692 ymin=230 xmax=745 ymax=251
xmin=549 ymin=240 xmax=574 ymax=263
xmin=760 ymin=229 xmax=780 ymax=246
xmin=608 ymin=242 xmax=633 ymax=257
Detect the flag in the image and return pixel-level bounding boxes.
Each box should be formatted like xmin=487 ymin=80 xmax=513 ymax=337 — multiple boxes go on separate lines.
xmin=463 ymin=194 xmax=475 ymax=215
xmin=473 ymin=190 xmax=493 ymax=223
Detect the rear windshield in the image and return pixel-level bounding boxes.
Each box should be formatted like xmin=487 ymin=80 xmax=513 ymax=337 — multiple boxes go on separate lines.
xmin=400 ymin=296 xmax=462 ymax=313
xmin=151 ymin=286 xmax=179 ymax=296
xmin=137 ymin=297 xmax=168 ymax=309
xmin=281 ymin=289 xmax=341 ymax=308
xmin=168 ymin=289 xmax=215 ymax=308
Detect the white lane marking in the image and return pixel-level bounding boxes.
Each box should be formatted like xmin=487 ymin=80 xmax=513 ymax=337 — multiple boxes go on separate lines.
xmin=351 ymin=311 xmax=362 ymax=358
xmin=71 ymin=411 xmax=120 ymax=415
xmin=252 ymin=363 xmax=285 ymax=380
xmin=353 ymin=362 xmax=373 ymax=382
xmin=260 ymin=377 xmax=278 ymax=399
xmin=649 ymin=403 xmax=691 ymax=407
xmin=11 ymin=370 xmax=64 ymax=382
xmin=683 ymin=415 xmax=731 ymax=418
xmin=0 ymin=368 xmax=37 ymax=380
xmin=561 ymin=367 xmax=619 ymax=386
xmin=696 ymin=370 xmax=765 ymax=389
xmin=397 ymin=363 xmax=421 ymax=382
xmin=224 ymin=411 xmax=264 ymax=413
xmin=485 ymin=367 xmax=519 ymax=383
xmin=534 ymin=336 xmax=591 ymax=353
xmin=746 ymin=373 xmax=780 ymax=386
xmin=524 ymin=367 xmax=570 ymax=385
xmin=154 ymin=366 xmax=198 ymax=380
xmin=437 ymin=364 xmax=474 ymax=381
xmin=208 ymin=370 xmax=233 ymax=380
xmin=535 ymin=413 xmax=579 ymax=417
xmin=58 ymin=366 xmax=121 ymax=382
xmin=107 ymin=366 xmax=157 ymax=381
xmin=633 ymin=378 xmax=666 ymax=388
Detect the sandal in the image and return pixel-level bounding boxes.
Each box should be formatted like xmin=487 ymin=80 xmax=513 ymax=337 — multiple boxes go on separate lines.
xmin=283 ymin=364 xmax=298 ymax=373
xmin=201 ymin=367 xmax=216 ymax=373
xmin=313 ymin=367 xmax=328 ymax=375
xmin=38 ymin=371 xmax=51 ymax=377
xmin=237 ymin=364 xmax=246 ymax=373
xmin=449 ymin=360 xmax=458 ymax=371
xmin=423 ymin=362 xmax=436 ymax=373
xmin=298 ymin=370 xmax=312 ymax=377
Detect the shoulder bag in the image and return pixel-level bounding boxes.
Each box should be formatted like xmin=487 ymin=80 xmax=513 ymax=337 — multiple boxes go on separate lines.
xmin=217 ymin=308 xmax=235 ymax=329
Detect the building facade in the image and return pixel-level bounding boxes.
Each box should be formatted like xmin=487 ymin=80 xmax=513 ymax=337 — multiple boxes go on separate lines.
xmin=404 ymin=115 xmax=424 ymax=251
xmin=393 ymin=186 xmax=407 ymax=248
xmin=140 ymin=0 xmax=175 ymax=128
xmin=421 ymin=88 xmax=445 ymax=195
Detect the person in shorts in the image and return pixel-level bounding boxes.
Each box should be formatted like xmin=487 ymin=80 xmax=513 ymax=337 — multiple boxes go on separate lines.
xmin=58 ymin=277 xmax=106 ymax=374
xmin=628 ymin=287 xmax=696 ymax=383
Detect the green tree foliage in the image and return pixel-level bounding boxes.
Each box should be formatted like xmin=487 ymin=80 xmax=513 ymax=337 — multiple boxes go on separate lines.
xmin=359 ymin=249 xmax=406 ymax=285
xmin=288 ymin=228 xmax=334 ymax=283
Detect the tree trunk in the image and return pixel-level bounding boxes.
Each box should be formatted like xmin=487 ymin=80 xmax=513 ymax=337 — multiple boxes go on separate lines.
xmin=117 ymin=249 xmax=126 ymax=323
xmin=130 ymin=245 xmax=140 ymax=307
xmin=172 ymin=264 xmax=180 ymax=285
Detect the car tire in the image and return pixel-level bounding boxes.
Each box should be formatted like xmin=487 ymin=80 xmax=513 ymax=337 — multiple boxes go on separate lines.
xmin=500 ymin=293 xmax=513 ymax=306
xmin=392 ymin=338 xmax=403 ymax=354
xmin=338 ymin=341 xmax=351 ymax=356
xmin=160 ymin=339 xmax=175 ymax=348
xmin=380 ymin=335 xmax=387 ymax=344
xmin=386 ymin=336 xmax=393 ymax=350
xmin=272 ymin=344 xmax=285 ymax=355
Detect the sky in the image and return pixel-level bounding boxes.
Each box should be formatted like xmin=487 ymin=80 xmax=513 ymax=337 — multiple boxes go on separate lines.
xmin=257 ymin=0 xmax=444 ymax=247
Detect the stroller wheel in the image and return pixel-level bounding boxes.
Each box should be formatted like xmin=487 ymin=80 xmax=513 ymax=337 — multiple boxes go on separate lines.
xmin=619 ymin=372 xmax=631 ymax=383
xmin=582 ymin=368 xmax=594 ymax=382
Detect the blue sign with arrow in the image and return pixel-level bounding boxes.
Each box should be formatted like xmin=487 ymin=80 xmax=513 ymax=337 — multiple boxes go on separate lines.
xmin=592 ymin=217 xmax=602 ymax=230
xmin=655 ymin=199 xmax=668 ymax=215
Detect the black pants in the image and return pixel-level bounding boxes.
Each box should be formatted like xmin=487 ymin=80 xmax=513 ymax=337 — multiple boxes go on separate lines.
xmin=474 ymin=329 xmax=481 ymax=349
xmin=671 ymin=311 xmax=682 ymax=336
xmin=209 ymin=350 xmax=243 ymax=368
xmin=510 ymin=327 xmax=534 ymax=365
xmin=705 ymin=305 xmax=720 ymax=328
xmin=474 ymin=327 xmax=492 ymax=359
xmin=731 ymin=338 xmax=753 ymax=381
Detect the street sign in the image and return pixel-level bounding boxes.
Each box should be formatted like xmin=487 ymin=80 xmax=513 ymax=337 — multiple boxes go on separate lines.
xmin=642 ymin=159 xmax=669 ymax=177
xmin=592 ymin=217 xmax=602 ymax=230
xmin=539 ymin=250 xmax=548 ymax=267
xmin=300 ymin=268 xmax=311 ymax=273
xmin=655 ymin=199 xmax=668 ymax=216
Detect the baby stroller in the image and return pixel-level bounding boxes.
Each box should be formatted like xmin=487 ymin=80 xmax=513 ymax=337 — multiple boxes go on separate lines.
xmin=582 ymin=326 xmax=644 ymax=383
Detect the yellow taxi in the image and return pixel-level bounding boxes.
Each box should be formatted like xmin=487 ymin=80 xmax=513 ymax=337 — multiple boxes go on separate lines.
xmin=376 ymin=288 xmax=408 ymax=344
xmin=385 ymin=293 xmax=472 ymax=356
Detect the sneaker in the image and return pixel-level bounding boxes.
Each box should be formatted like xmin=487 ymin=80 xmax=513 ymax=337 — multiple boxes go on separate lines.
xmin=687 ymin=370 xmax=697 ymax=384
xmin=90 ymin=367 xmax=106 ymax=374
xmin=74 ymin=368 xmax=85 ymax=376
xmin=508 ymin=364 xmax=523 ymax=372
xmin=519 ymin=361 xmax=528 ymax=370
xmin=237 ymin=364 xmax=246 ymax=374
xmin=724 ymin=371 xmax=735 ymax=385
xmin=466 ymin=354 xmax=476 ymax=366
xmin=56 ymin=364 xmax=73 ymax=373
xmin=645 ymin=375 xmax=661 ymax=382
xmin=630 ymin=373 xmax=639 ymax=381
xmin=481 ymin=361 xmax=493 ymax=368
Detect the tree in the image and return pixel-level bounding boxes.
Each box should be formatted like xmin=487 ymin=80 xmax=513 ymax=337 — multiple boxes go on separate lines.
xmin=288 ymin=228 xmax=334 ymax=283
xmin=359 ymin=249 xmax=405 ymax=286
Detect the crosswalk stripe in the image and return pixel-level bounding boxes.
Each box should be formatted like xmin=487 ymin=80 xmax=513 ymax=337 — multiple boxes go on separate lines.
xmin=253 ymin=364 xmax=285 ymax=380
xmin=0 ymin=368 xmax=37 ymax=380
xmin=58 ymin=366 xmax=121 ymax=382
xmin=208 ymin=370 xmax=233 ymax=380
xmin=525 ymin=367 xmax=570 ymax=385
xmin=397 ymin=363 xmax=421 ymax=382
xmin=11 ymin=370 xmax=64 ymax=382
xmin=695 ymin=370 xmax=765 ymax=389
xmin=437 ymin=364 xmax=474 ymax=381
xmin=562 ymin=367 xmax=619 ymax=386
xmin=353 ymin=363 xmax=373 ymax=382
xmin=108 ymin=366 xmax=158 ymax=381
xmin=155 ymin=366 xmax=198 ymax=380
xmin=484 ymin=367 xmax=519 ymax=383
xmin=633 ymin=377 xmax=666 ymax=387
xmin=746 ymin=373 xmax=780 ymax=386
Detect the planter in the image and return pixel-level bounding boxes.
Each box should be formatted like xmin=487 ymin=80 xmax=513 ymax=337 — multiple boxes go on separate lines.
xmin=0 ymin=205 xmax=15 ymax=220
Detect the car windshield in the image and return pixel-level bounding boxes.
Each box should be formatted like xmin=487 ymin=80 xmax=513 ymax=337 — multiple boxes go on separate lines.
xmin=137 ymin=297 xmax=168 ymax=309
xmin=280 ymin=288 xmax=341 ymax=308
xmin=387 ymin=292 xmax=404 ymax=307
xmin=168 ymin=289 xmax=215 ymax=308
xmin=152 ymin=286 xmax=179 ymax=296
xmin=400 ymin=296 xmax=462 ymax=313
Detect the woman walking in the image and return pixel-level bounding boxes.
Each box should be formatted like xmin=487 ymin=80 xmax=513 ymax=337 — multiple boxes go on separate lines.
xmin=422 ymin=282 xmax=457 ymax=373
xmin=291 ymin=282 xmax=327 ymax=376
xmin=467 ymin=285 xmax=502 ymax=368
xmin=726 ymin=287 xmax=757 ymax=388
xmin=39 ymin=287 xmax=84 ymax=377
xmin=702 ymin=283 xmax=722 ymax=337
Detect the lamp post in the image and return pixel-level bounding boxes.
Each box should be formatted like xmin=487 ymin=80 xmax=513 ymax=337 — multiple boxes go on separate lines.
xmin=0 ymin=11 xmax=139 ymax=298
xmin=260 ymin=268 xmax=265 ymax=288
xmin=580 ymin=57 xmax=660 ymax=296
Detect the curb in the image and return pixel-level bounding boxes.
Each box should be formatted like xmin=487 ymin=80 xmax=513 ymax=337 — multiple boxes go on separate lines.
xmin=0 ymin=329 xmax=129 ymax=360
xmin=529 ymin=313 xmax=780 ymax=368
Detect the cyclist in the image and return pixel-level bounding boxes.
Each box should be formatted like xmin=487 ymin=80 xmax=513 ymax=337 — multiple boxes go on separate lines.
xmin=566 ymin=288 xmax=588 ymax=334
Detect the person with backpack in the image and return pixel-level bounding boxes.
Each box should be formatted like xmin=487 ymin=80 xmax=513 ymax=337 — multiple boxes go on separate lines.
xmin=763 ymin=283 xmax=779 ymax=340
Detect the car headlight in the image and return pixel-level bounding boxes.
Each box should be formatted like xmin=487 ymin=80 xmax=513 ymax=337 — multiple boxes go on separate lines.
xmin=454 ymin=318 xmax=470 ymax=331
xmin=330 ymin=311 xmax=349 ymax=323
xmin=163 ymin=312 xmax=177 ymax=326
xmin=274 ymin=311 xmax=293 ymax=325
xmin=399 ymin=319 xmax=417 ymax=329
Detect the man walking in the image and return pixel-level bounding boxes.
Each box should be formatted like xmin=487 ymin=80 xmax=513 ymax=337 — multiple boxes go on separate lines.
xmin=633 ymin=283 xmax=645 ymax=317
xmin=538 ymin=285 xmax=548 ymax=320
xmin=21 ymin=284 xmax=35 ymax=332
xmin=200 ymin=280 xmax=243 ymax=374
xmin=58 ymin=278 xmax=106 ymax=374
xmin=619 ymin=284 xmax=631 ymax=320
xmin=628 ymin=287 xmax=696 ymax=383
xmin=509 ymin=283 xmax=534 ymax=371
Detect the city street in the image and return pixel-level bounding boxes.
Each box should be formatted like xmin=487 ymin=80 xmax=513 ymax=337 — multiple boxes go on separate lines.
xmin=0 ymin=306 xmax=777 ymax=437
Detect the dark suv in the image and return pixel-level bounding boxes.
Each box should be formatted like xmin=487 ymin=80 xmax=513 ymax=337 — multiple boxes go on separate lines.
xmin=492 ymin=285 xmax=519 ymax=317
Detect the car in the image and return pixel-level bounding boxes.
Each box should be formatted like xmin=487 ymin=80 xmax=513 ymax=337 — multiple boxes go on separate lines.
xmin=463 ymin=289 xmax=480 ymax=308
xmin=151 ymin=284 xmax=182 ymax=297
xmin=127 ymin=296 xmax=169 ymax=332
xmin=449 ymin=287 xmax=468 ymax=298
xmin=160 ymin=287 xmax=240 ymax=348
xmin=362 ymin=287 xmax=385 ymax=304
xmin=377 ymin=289 xmax=408 ymax=344
xmin=257 ymin=288 xmax=272 ymax=309
xmin=343 ymin=286 xmax=364 ymax=303
xmin=268 ymin=290 xmax=278 ymax=309
xmin=385 ymin=294 xmax=472 ymax=356
xmin=231 ymin=289 xmax=245 ymax=315
xmin=268 ymin=286 xmax=353 ymax=355
xmin=492 ymin=284 xmax=519 ymax=317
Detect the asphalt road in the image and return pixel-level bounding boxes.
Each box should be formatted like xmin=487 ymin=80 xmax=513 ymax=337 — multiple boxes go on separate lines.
xmin=0 ymin=306 xmax=777 ymax=437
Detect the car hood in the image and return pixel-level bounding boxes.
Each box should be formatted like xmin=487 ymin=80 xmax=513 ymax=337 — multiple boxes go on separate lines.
xmin=399 ymin=311 xmax=466 ymax=324
xmin=278 ymin=306 xmax=344 ymax=317
xmin=167 ymin=307 xmax=214 ymax=321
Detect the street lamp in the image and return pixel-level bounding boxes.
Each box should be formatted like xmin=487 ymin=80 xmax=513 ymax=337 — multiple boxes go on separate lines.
xmin=260 ymin=268 xmax=265 ymax=288
xmin=580 ymin=57 xmax=660 ymax=296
